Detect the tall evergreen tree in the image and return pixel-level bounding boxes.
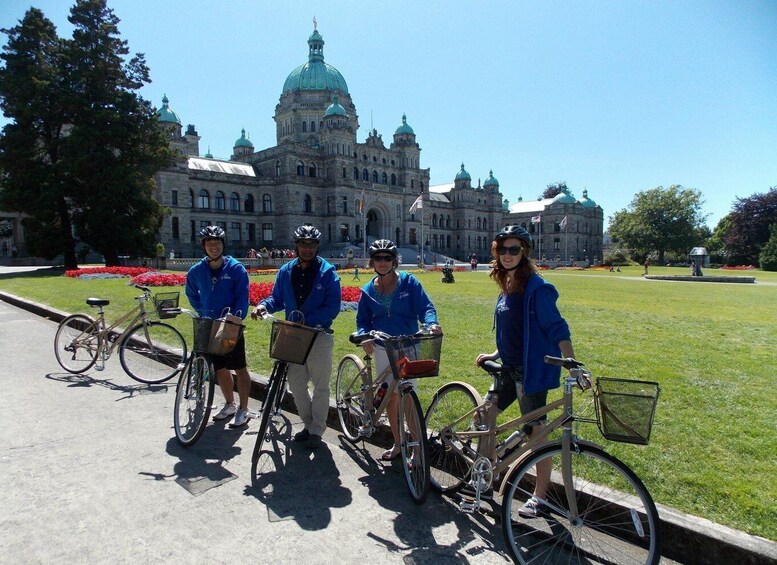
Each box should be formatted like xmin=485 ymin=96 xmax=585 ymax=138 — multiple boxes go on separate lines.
xmin=0 ymin=9 xmax=79 ymax=267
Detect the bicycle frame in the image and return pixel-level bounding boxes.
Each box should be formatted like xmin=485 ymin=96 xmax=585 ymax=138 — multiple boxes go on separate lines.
xmin=88 ymin=292 xmax=150 ymax=368
xmin=346 ymin=352 xmax=409 ymax=438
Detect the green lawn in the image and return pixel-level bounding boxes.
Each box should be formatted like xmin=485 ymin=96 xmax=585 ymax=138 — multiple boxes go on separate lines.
xmin=1 ymin=265 xmax=775 ymax=540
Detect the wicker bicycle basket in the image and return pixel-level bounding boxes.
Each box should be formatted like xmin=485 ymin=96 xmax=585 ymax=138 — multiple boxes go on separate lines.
xmin=383 ymin=333 xmax=443 ymax=379
xmin=595 ymin=377 xmax=660 ymax=445
xmin=153 ymin=292 xmax=180 ymax=319
xmin=192 ymin=317 xmax=244 ymax=356
xmin=269 ymin=319 xmax=320 ymax=365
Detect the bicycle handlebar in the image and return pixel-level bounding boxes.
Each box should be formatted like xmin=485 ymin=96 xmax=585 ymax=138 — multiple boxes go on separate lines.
xmin=348 ymin=327 xmax=440 ymax=346
xmin=544 ymin=355 xmax=584 ymax=369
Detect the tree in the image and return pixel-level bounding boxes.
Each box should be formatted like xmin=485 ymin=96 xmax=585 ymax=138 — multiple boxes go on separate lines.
xmin=0 ymin=1 xmax=174 ymax=268
xmin=722 ymin=187 xmax=777 ymax=266
xmin=759 ymin=224 xmax=777 ymax=271
xmin=0 ymin=8 xmax=79 ymax=267
xmin=542 ymin=182 xmax=568 ymax=199
xmin=608 ymin=185 xmax=707 ymax=264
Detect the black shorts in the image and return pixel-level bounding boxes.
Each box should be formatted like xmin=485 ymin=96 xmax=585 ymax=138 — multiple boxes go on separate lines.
xmin=211 ymin=334 xmax=247 ymax=371
xmin=488 ymin=366 xmax=548 ymax=422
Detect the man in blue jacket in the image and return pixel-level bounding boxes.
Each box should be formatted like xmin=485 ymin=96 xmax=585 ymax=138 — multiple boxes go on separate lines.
xmin=186 ymin=226 xmax=252 ymax=428
xmin=252 ymin=224 xmax=341 ymax=449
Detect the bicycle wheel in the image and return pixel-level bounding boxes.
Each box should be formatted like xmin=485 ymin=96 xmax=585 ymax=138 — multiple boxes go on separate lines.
xmin=253 ymin=362 xmax=287 ymax=464
xmin=502 ymin=441 xmax=660 ymax=565
xmin=119 ymin=321 xmax=187 ymax=384
xmin=398 ymin=389 xmax=430 ymax=504
xmin=173 ymin=353 xmax=215 ymax=447
xmin=54 ymin=314 xmax=100 ymax=373
xmin=424 ymin=381 xmax=483 ymax=493
xmin=335 ymin=354 xmax=367 ymax=443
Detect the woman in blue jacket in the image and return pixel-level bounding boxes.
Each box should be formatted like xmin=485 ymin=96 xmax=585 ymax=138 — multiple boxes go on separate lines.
xmin=252 ymin=224 xmax=341 ymax=450
xmin=356 ymin=239 xmax=441 ymax=461
xmin=475 ymin=225 xmax=576 ymax=517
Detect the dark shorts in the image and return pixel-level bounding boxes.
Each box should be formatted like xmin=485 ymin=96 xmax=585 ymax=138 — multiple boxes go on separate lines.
xmin=211 ymin=334 xmax=247 ymax=371
xmin=488 ymin=367 xmax=548 ymax=421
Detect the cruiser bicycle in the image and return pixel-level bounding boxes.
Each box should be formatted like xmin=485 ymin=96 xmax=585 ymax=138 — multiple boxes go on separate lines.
xmin=53 ymin=284 xmax=186 ymax=384
xmin=425 ymin=356 xmax=661 ymax=564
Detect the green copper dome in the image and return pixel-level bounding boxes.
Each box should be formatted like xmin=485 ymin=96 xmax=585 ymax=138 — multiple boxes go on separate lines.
xmin=579 ymin=189 xmax=597 ymax=208
xmin=282 ymin=29 xmax=349 ymax=95
xmin=324 ymin=96 xmax=347 ymax=117
xmin=553 ymin=189 xmax=576 ymax=204
xmin=455 ymin=163 xmax=471 ymax=181
xmin=156 ymin=94 xmax=181 ymax=125
xmin=395 ymin=114 xmax=414 ymax=135
xmin=483 ymin=169 xmax=499 ymax=188
xmin=234 ymin=128 xmax=253 ymax=148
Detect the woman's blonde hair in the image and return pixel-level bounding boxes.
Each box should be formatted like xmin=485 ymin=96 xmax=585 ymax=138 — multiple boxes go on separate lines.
xmin=488 ymin=239 xmax=538 ymax=294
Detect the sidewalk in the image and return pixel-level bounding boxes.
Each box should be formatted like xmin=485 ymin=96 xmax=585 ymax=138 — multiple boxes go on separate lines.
xmin=1 ymin=288 xmax=775 ymax=564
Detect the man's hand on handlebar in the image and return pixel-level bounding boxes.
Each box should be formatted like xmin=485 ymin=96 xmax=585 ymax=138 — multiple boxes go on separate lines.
xmin=251 ymin=304 xmax=268 ymax=320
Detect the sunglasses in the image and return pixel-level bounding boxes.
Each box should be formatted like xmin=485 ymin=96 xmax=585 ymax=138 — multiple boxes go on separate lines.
xmin=372 ymin=255 xmax=394 ymax=262
xmin=297 ymin=241 xmax=319 ymax=248
xmin=497 ymin=245 xmax=524 ymax=256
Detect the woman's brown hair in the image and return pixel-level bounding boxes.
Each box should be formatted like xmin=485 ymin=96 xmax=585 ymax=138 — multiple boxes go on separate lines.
xmin=488 ymin=239 xmax=539 ymax=294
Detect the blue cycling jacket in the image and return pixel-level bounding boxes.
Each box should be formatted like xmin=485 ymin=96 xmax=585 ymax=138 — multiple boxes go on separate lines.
xmin=185 ymin=256 xmax=249 ymax=319
xmin=356 ymin=271 xmax=438 ymax=336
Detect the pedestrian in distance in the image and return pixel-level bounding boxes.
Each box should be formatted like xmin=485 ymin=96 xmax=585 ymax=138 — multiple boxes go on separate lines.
xmin=353 ymin=265 xmax=360 ymax=281
xmin=356 ymin=239 xmax=441 ymax=461
xmin=644 ymin=258 xmax=650 ymax=276
xmin=185 ymin=226 xmax=253 ymax=428
xmin=475 ymin=225 xmax=576 ymax=517
xmin=251 ymin=224 xmax=341 ymax=450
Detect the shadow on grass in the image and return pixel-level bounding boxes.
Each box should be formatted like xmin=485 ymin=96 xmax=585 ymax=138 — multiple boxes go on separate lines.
xmin=0 ymin=266 xmax=65 ymax=280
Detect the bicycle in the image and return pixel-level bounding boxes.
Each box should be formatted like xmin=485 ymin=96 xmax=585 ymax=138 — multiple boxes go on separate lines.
xmin=335 ymin=328 xmax=442 ymax=504
xmin=251 ymin=312 xmax=328 ymax=465
xmin=424 ymin=356 xmax=661 ymax=564
xmin=54 ymin=284 xmax=186 ymax=384
xmin=172 ymin=309 xmax=245 ymax=447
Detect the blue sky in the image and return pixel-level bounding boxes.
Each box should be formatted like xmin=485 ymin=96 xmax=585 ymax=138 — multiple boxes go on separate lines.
xmin=2 ymin=0 xmax=776 ymax=230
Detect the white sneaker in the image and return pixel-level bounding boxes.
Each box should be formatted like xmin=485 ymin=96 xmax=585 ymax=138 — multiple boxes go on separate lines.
xmin=228 ymin=408 xmax=251 ymax=428
xmin=518 ymin=496 xmax=543 ymax=518
xmin=213 ymin=402 xmax=237 ymax=421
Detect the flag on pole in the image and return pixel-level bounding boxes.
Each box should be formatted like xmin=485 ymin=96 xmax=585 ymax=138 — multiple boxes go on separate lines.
xmin=560 ymin=215 xmax=568 ymax=229
xmin=409 ymin=194 xmax=423 ymax=213
xmin=531 ymin=215 xmax=541 ymax=224
xmin=359 ymin=187 xmax=365 ymax=214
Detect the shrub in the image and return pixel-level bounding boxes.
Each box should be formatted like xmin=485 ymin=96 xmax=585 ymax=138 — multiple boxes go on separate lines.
xmin=758 ymin=224 xmax=777 ymax=271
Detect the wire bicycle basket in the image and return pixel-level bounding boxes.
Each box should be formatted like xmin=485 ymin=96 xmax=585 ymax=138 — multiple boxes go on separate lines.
xmin=269 ymin=319 xmax=320 ymax=365
xmin=383 ymin=333 xmax=443 ymax=379
xmin=594 ymin=377 xmax=660 ymax=445
xmin=192 ymin=317 xmax=244 ymax=356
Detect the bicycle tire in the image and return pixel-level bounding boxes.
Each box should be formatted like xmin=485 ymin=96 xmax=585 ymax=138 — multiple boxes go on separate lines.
xmin=119 ymin=321 xmax=187 ymax=384
xmin=335 ymin=354 xmax=367 ymax=443
xmin=252 ymin=361 xmax=287 ymax=464
xmin=424 ymin=381 xmax=483 ymax=493
xmin=173 ymin=353 xmax=215 ymax=447
xmin=501 ymin=441 xmax=660 ymax=565
xmin=54 ymin=314 xmax=100 ymax=373
xmin=398 ymin=389 xmax=430 ymax=504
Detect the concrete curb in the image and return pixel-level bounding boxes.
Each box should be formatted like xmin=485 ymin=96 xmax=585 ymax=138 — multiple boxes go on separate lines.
xmin=2 ymin=289 xmax=775 ymax=564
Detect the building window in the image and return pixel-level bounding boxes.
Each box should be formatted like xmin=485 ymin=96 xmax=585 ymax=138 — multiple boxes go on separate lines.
xmin=198 ymin=190 xmax=210 ymax=209
xmin=262 ymin=223 xmax=273 ymax=242
xmin=342 ymin=196 xmax=348 ymax=214
xmin=396 ymin=204 xmax=401 ymax=220
xmin=308 ymin=163 xmax=316 ymax=177
xmin=296 ymin=160 xmax=304 ymax=176
xmin=411 ymin=179 xmax=415 ymax=189
xmin=477 ymin=218 xmax=481 ymax=229
xmin=215 ymin=191 xmax=226 ymax=210
xmin=245 ymin=194 xmax=255 ymax=213
xmin=171 ymin=190 xmax=178 ymax=207
xmin=381 ymin=172 xmax=387 ymax=184
xmin=432 ymin=214 xmax=437 ymax=228
xmin=230 ymin=222 xmax=241 ymax=242
xmin=342 ymin=167 xmax=347 ymax=178
xmin=263 ymin=194 xmax=273 ymax=213
xmin=190 ymin=220 xmax=196 ymax=242
xmin=275 ymin=160 xmax=281 ymax=176
xmin=303 ymin=194 xmax=312 ymax=213
xmin=554 ymin=238 xmax=561 ymax=250
xmin=391 ymin=173 xmax=397 ymax=186
xmin=362 ymin=168 xmax=369 ymax=181
xmin=247 ymin=223 xmax=256 ymax=242
xmin=302 ymin=121 xmax=307 ymax=133
xmin=230 ymin=193 xmax=240 ymax=212
xmin=217 ymin=221 xmax=226 ymax=233
xmin=172 ymin=217 xmax=179 ymax=239
xmin=372 ymin=170 xmax=378 ymax=183
xmin=353 ymin=167 xmax=359 ymax=180
xmin=311 ymin=121 xmax=316 ymax=132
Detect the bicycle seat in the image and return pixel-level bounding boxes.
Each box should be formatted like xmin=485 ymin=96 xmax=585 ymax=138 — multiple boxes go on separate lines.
xmin=479 ymin=360 xmax=502 ymax=376
xmin=86 ymin=298 xmax=110 ymax=307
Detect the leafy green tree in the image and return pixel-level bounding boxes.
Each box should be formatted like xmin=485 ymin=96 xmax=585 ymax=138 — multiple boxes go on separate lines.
xmin=0 ymin=0 xmax=174 ymax=268
xmin=542 ymin=182 xmax=568 ymax=199
xmin=723 ymin=187 xmax=777 ymax=266
xmin=758 ymin=223 xmax=777 ymax=271
xmin=0 ymin=8 xmax=79 ymax=267
xmin=608 ymin=185 xmax=707 ymax=264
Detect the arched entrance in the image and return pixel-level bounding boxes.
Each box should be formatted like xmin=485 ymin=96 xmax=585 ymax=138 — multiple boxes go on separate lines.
xmin=366 ymin=208 xmax=383 ymax=241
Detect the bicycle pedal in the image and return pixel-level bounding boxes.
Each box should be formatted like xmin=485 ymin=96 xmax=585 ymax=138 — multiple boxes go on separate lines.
xmin=94 ymin=365 xmax=104 ymax=372
xmin=459 ymin=498 xmax=480 ymax=514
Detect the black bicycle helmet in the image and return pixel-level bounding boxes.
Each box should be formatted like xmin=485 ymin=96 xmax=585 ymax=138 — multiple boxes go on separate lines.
xmin=369 ymin=239 xmax=398 ymax=258
xmin=200 ymin=225 xmax=226 ymax=245
xmin=494 ymin=225 xmax=532 ymax=246
xmin=293 ymin=223 xmax=322 ymax=242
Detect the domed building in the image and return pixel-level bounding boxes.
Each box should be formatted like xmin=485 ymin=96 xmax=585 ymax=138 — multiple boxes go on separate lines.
xmin=151 ymin=26 xmax=602 ymax=264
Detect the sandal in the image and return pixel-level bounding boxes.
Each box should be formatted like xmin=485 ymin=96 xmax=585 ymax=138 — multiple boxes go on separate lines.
xmin=380 ymin=448 xmax=401 ymax=461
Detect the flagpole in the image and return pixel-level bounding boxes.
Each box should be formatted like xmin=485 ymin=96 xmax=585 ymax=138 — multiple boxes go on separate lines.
xmin=362 ymin=199 xmax=366 ymax=262
xmin=539 ymin=218 xmax=542 ymax=263
xmin=420 ymin=196 xmax=425 ymax=268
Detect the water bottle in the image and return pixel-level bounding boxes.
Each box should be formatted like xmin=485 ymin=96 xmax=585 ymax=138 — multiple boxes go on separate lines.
xmin=373 ymin=382 xmax=388 ymax=409
xmin=497 ymin=429 xmax=526 ymax=458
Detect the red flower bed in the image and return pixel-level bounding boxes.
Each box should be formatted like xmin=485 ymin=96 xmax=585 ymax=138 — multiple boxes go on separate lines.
xmin=341 ymin=286 xmax=362 ymax=302
xmin=721 ymin=265 xmax=756 ymax=270
xmin=66 ymin=266 xmax=151 ymax=278
xmin=131 ymin=272 xmax=187 ymax=286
